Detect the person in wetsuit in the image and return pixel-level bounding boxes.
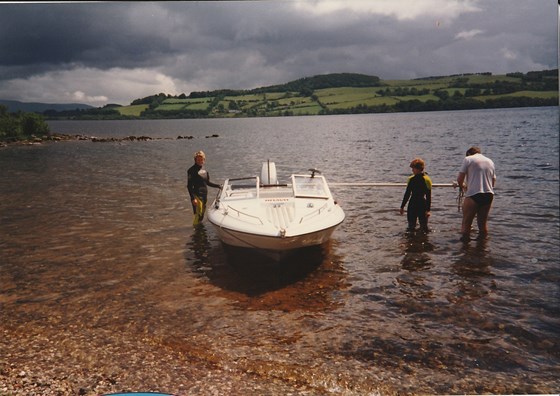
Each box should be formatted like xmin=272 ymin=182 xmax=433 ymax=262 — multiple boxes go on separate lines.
xmin=457 ymin=146 xmax=496 ymax=238
xmin=400 ymin=158 xmax=432 ymax=232
xmin=187 ymin=150 xmax=220 ymax=225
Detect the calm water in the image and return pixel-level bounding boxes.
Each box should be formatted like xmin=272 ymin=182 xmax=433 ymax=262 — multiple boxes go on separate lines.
xmin=1 ymin=107 xmax=558 ymax=395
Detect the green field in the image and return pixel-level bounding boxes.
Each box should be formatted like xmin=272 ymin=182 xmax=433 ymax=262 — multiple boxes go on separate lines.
xmin=117 ymin=98 xmax=214 ymax=115
xmin=290 ymin=103 xmax=323 ymax=115
xmin=160 ymin=97 xmax=213 ymax=111
xmin=475 ymin=90 xmax=559 ymax=101
xmin=116 ymin=104 xmax=149 ymax=117
xmin=155 ymin=103 xmax=187 ymax=111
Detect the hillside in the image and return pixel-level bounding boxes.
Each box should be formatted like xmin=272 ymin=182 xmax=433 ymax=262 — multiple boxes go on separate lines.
xmin=39 ymin=70 xmax=560 ymax=119
xmin=0 ymin=99 xmax=93 ymax=113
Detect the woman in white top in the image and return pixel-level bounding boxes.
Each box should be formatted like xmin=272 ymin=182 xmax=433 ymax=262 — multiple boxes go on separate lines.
xmin=457 ymin=146 xmax=496 ymax=238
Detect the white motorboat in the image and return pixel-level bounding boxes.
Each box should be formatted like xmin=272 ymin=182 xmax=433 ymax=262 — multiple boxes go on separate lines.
xmin=207 ymin=162 xmax=345 ymax=256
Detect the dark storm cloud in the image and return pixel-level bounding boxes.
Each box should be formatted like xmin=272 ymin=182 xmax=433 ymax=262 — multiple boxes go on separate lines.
xmin=0 ymin=3 xmax=178 ymax=76
xmin=0 ymin=0 xmax=556 ymax=105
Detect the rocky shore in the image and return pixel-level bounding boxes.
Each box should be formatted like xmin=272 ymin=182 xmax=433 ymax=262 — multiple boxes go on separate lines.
xmin=0 ymin=133 xmax=220 ymax=147
xmin=0 ymin=323 xmax=314 ymax=396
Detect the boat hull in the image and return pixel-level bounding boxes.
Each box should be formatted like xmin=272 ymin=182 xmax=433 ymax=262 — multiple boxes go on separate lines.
xmin=210 ymin=220 xmax=343 ymax=251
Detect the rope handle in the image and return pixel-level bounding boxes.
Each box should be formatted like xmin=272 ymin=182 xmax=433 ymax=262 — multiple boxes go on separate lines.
xmin=454 ymin=182 xmax=465 ymax=212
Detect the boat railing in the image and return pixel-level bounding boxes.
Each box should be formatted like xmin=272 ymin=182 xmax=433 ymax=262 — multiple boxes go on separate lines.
xmin=224 ymin=205 xmax=264 ymax=225
xmin=298 ymin=201 xmax=330 ymax=224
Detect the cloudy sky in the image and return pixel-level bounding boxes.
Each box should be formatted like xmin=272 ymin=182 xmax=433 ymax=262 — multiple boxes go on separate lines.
xmin=0 ymin=1 xmax=557 ymax=106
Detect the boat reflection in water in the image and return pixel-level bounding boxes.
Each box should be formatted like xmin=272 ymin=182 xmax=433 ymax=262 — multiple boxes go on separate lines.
xmin=186 ymin=224 xmax=348 ymax=312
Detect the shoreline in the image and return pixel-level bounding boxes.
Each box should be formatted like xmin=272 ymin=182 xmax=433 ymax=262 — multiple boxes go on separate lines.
xmin=0 ymin=133 xmax=219 ymax=148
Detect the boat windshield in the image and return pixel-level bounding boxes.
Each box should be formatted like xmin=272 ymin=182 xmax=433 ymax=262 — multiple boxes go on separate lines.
xmin=223 ymin=176 xmax=259 ymax=199
xmin=292 ymin=175 xmax=330 ymax=198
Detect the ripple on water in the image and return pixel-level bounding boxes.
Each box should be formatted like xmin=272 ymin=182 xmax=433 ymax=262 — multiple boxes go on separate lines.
xmin=1 ymin=108 xmax=558 ymax=394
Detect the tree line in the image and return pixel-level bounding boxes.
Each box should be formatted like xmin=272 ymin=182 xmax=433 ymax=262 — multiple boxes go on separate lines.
xmin=325 ymin=95 xmax=557 ymax=115
xmin=0 ymin=105 xmax=50 ymax=142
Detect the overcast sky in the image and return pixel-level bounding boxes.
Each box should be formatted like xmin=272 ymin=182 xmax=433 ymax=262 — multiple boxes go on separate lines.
xmin=0 ymin=1 xmax=557 ymax=106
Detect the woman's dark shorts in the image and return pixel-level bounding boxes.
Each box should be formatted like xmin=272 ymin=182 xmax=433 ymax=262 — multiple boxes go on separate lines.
xmin=470 ymin=192 xmax=494 ymax=207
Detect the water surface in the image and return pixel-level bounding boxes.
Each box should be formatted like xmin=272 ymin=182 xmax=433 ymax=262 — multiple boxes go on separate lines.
xmin=1 ymin=107 xmax=558 ymax=395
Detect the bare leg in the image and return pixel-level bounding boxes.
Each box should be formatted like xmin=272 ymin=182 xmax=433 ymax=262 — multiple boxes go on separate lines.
xmin=476 ymin=204 xmax=492 ymax=235
xmin=461 ymin=197 xmax=477 ymax=236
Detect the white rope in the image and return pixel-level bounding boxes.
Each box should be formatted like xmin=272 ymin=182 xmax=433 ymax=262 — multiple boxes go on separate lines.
xmin=330 ymin=181 xmax=464 ymax=210
xmin=330 ymin=182 xmax=458 ymax=188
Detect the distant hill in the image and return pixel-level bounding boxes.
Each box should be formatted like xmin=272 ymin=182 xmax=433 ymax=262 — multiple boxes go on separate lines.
xmin=0 ymin=99 xmax=94 ymax=113
xmin=253 ymin=72 xmax=381 ymax=93
xmin=17 ymin=69 xmax=556 ymax=120
xmin=122 ymin=70 xmax=558 ymax=119
xmin=185 ymin=72 xmax=381 ymax=99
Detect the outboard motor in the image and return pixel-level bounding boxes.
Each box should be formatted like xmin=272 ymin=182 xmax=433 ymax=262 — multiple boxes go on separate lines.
xmin=261 ymin=161 xmax=278 ymax=185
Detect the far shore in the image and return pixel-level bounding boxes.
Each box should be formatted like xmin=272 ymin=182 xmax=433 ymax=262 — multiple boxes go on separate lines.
xmin=0 ymin=133 xmax=220 ymax=148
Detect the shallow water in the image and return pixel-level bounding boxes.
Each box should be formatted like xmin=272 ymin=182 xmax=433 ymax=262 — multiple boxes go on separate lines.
xmin=1 ymin=107 xmax=558 ymax=395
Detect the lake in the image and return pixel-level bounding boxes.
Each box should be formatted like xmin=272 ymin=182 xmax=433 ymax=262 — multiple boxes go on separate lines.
xmin=1 ymin=107 xmax=558 ymax=395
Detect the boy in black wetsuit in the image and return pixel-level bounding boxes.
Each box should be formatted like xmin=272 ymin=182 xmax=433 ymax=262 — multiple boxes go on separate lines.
xmin=400 ymin=158 xmax=432 ymax=232
xmin=187 ymin=150 xmax=220 ymax=225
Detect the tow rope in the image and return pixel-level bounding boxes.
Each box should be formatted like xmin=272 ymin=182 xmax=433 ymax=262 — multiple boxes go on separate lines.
xmin=330 ymin=181 xmax=464 ymax=211
xmin=330 ymin=182 xmax=457 ymax=187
